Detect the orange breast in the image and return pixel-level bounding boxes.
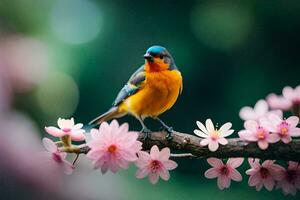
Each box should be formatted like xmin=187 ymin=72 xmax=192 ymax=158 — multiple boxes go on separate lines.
xmin=119 ymin=69 xmax=183 ymax=118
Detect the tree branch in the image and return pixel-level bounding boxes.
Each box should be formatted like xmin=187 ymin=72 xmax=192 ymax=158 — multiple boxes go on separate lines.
xmin=62 ymin=131 xmax=300 ymax=162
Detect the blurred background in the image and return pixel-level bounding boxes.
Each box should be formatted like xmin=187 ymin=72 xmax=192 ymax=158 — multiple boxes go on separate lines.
xmin=0 ymin=0 xmax=300 ymax=199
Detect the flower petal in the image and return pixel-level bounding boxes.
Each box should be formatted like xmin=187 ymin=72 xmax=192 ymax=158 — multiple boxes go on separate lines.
xmin=281 ymin=136 xmax=292 ymax=144
xmin=207 ymin=158 xmax=223 ymax=168
xmin=244 ymin=120 xmax=258 ymax=132
xmin=267 ymin=93 xmax=292 ymax=110
xmin=258 ymin=140 xmax=268 ymax=150
xmin=150 ymin=145 xmax=160 ymax=160
xmin=204 ymin=168 xmax=219 ymax=179
xmin=163 ymin=160 xmax=178 ymax=170
xmin=254 ymin=100 xmax=268 ymax=116
xmin=159 ymin=147 xmax=170 ymax=161
xmin=208 ymin=141 xmax=219 ymax=152
xmin=218 ymin=175 xmax=230 ymax=190
xmin=73 ymin=123 xmax=83 ymax=130
xmin=263 ymin=176 xmax=275 ymax=191
xmin=267 ymin=114 xmax=282 ymax=126
xmin=194 ymin=130 xmax=208 ymax=138
xmin=268 ymin=134 xmax=280 ymax=143
xmin=227 ymin=158 xmax=244 ymax=168
xmin=159 ymin=167 xmax=170 ymax=181
xmin=42 ymin=137 xmax=57 ymax=153
xmin=218 ymin=137 xmax=228 ymax=145
xmin=290 ymin=128 xmax=300 ymax=137
xmin=219 ymin=122 xmax=232 ymax=133
xmin=229 ymin=168 xmax=242 ymax=181
xmin=247 ymin=158 xmax=260 ymax=169
xmin=282 ymin=86 xmax=295 ymax=100
xmin=259 ymin=118 xmax=277 ymax=132
xmin=196 ymin=121 xmax=208 ymax=134
xmin=149 ymin=173 xmax=160 ymax=184
xmin=45 ymin=126 xmax=64 ymax=137
xmin=205 ymin=119 xmax=215 ymax=133
xmin=70 ymin=130 xmax=85 ymax=141
xmin=286 ymin=116 xmax=299 ymax=127
xmin=248 ymin=173 xmax=261 ymax=187
xmin=63 ymin=161 xmax=74 ymax=175
xmin=221 ymin=130 xmax=234 ymax=137
xmin=136 ymin=167 xmax=150 ymax=179
xmin=238 ymin=130 xmax=255 ymax=141
xmin=239 ymin=107 xmax=256 ymax=120
xmin=200 ymin=138 xmax=210 ymax=146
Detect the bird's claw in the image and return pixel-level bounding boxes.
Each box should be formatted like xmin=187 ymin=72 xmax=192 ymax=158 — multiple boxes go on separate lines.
xmin=140 ymin=128 xmax=152 ymax=140
xmin=160 ymin=126 xmax=173 ymax=141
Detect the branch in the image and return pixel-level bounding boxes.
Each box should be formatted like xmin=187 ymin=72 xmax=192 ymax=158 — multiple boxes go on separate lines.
xmin=61 ymin=131 xmax=300 ymax=162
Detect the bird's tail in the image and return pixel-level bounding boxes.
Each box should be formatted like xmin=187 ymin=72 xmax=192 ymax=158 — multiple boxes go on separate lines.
xmin=88 ymin=106 xmax=126 ymax=126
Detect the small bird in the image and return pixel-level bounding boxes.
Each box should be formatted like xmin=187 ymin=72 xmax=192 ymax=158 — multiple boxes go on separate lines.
xmin=89 ymin=45 xmax=183 ymax=139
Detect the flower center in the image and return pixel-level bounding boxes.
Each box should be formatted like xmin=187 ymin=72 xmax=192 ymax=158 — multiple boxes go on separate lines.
xmin=278 ymin=121 xmax=289 ymax=136
xmin=259 ymin=167 xmax=270 ymax=179
xmin=220 ymin=166 xmax=229 ymax=175
xmin=62 ymin=128 xmax=71 ymax=132
xmin=107 ymin=145 xmax=117 ymax=153
xmin=150 ymin=160 xmax=161 ymax=172
xmin=257 ymin=127 xmax=266 ymax=139
xmin=52 ymin=152 xmax=62 ymax=163
xmin=211 ymin=130 xmax=220 ymax=140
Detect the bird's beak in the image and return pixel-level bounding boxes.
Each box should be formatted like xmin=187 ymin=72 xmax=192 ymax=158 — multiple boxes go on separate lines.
xmin=144 ymin=53 xmax=154 ymax=62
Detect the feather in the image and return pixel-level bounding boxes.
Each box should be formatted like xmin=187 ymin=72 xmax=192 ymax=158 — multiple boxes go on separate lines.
xmin=112 ymin=66 xmax=145 ymax=106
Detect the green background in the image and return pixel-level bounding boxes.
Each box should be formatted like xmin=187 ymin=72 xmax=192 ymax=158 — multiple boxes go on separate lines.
xmin=1 ymin=0 xmax=300 ymax=199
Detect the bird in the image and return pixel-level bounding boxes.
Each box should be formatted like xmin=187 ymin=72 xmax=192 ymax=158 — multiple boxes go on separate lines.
xmin=89 ymin=45 xmax=183 ymax=139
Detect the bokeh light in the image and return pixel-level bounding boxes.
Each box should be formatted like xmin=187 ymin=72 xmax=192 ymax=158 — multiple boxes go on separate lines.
xmin=0 ymin=36 xmax=49 ymax=92
xmin=51 ymin=0 xmax=102 ymax=44
xmin=35 ymin=72 xmax=79 ymax=119
xmin=191 ymin=2 xmax=253 ymax=51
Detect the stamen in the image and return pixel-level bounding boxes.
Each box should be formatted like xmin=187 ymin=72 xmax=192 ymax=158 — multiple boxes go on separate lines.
xmin=108 ymin=145 xmax=117 ymax=153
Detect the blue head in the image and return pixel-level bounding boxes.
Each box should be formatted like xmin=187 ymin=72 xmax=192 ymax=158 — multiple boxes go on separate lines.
xmin=144 ymin=45 xmax=176 ymax=70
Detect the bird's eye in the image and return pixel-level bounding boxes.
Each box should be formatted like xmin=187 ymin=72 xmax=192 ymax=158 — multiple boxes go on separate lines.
xmin=159 ymin=55 xmax=164 ymax=59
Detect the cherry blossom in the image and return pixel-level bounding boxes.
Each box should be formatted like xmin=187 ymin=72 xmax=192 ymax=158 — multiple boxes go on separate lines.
xmin=135 ymin=145 xmax=178 ymax=184
xmin=261 ymin=114 xmax=300 ymax=144
xmin=267 ymin=85 xmax=300 ymax=111
xmin=246 ymin=158 xmax=285 ymax=191
xmin=194 ymin=119 xmax=234 ymax=152
xmin=42 ymin=137 xmax=74 ymax=175
xmin=87 ymin=120 xmax=142 ymax=174
xmin=239 ymin=99 xmax=282 ymax=121
xmin=238 ymin=120 xmax=278 ymax=150
xmin=204 ymin=158 xmax=244 ymax=190
xmin=276 ymin=161 xmax=300 ymax=196
xmin=45 ymin=118 xmax=85 ymax=141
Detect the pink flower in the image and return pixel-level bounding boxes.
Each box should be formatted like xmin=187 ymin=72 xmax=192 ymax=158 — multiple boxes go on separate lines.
xmin=261 ymin=114 xmax=300 ymax=144
xmin=42 ymin=137 xmax=74 ymax=175
xmin=204 ymin=158 xmax=244 ymax=190
xmin=238 ymin=120 xmax=278 ymax=150
xmin=276 ymin=161 xmax=300 ymax=196
xmin=45 ymin=118 xmax=85 ymax=141
xmin=267 ymin=85 xmax=300 ymax=111
xmin=246 ymin=158 xmax=285 ymax=191
xmin=135 ymin=145 xmax=178 ymax=184
xmin=239 ymin=99 xmax=282 ymax=121
xmin=194 ymin=119 xmax=234 ymax=152
xmin=87 ymin=120 xmax=142 ymax=174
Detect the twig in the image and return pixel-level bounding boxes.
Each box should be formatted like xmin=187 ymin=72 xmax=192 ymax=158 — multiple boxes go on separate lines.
xmin=60 ymin=131 xmax=300 ymax=162
xmin=170 ymin=153 xmax=195 ymax=158
xmin=72 ymin=154 xmax=80 ymax=165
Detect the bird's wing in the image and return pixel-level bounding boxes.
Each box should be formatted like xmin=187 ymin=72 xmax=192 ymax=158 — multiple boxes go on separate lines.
xmin=112 ymin=66 xmax=146 ymax=106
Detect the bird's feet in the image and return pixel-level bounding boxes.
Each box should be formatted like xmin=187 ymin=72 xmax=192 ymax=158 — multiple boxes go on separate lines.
xmin=140 ymin=127 xmax=152 ymax=141
xmin=160 ymin=126 xmax=174 ymax=141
